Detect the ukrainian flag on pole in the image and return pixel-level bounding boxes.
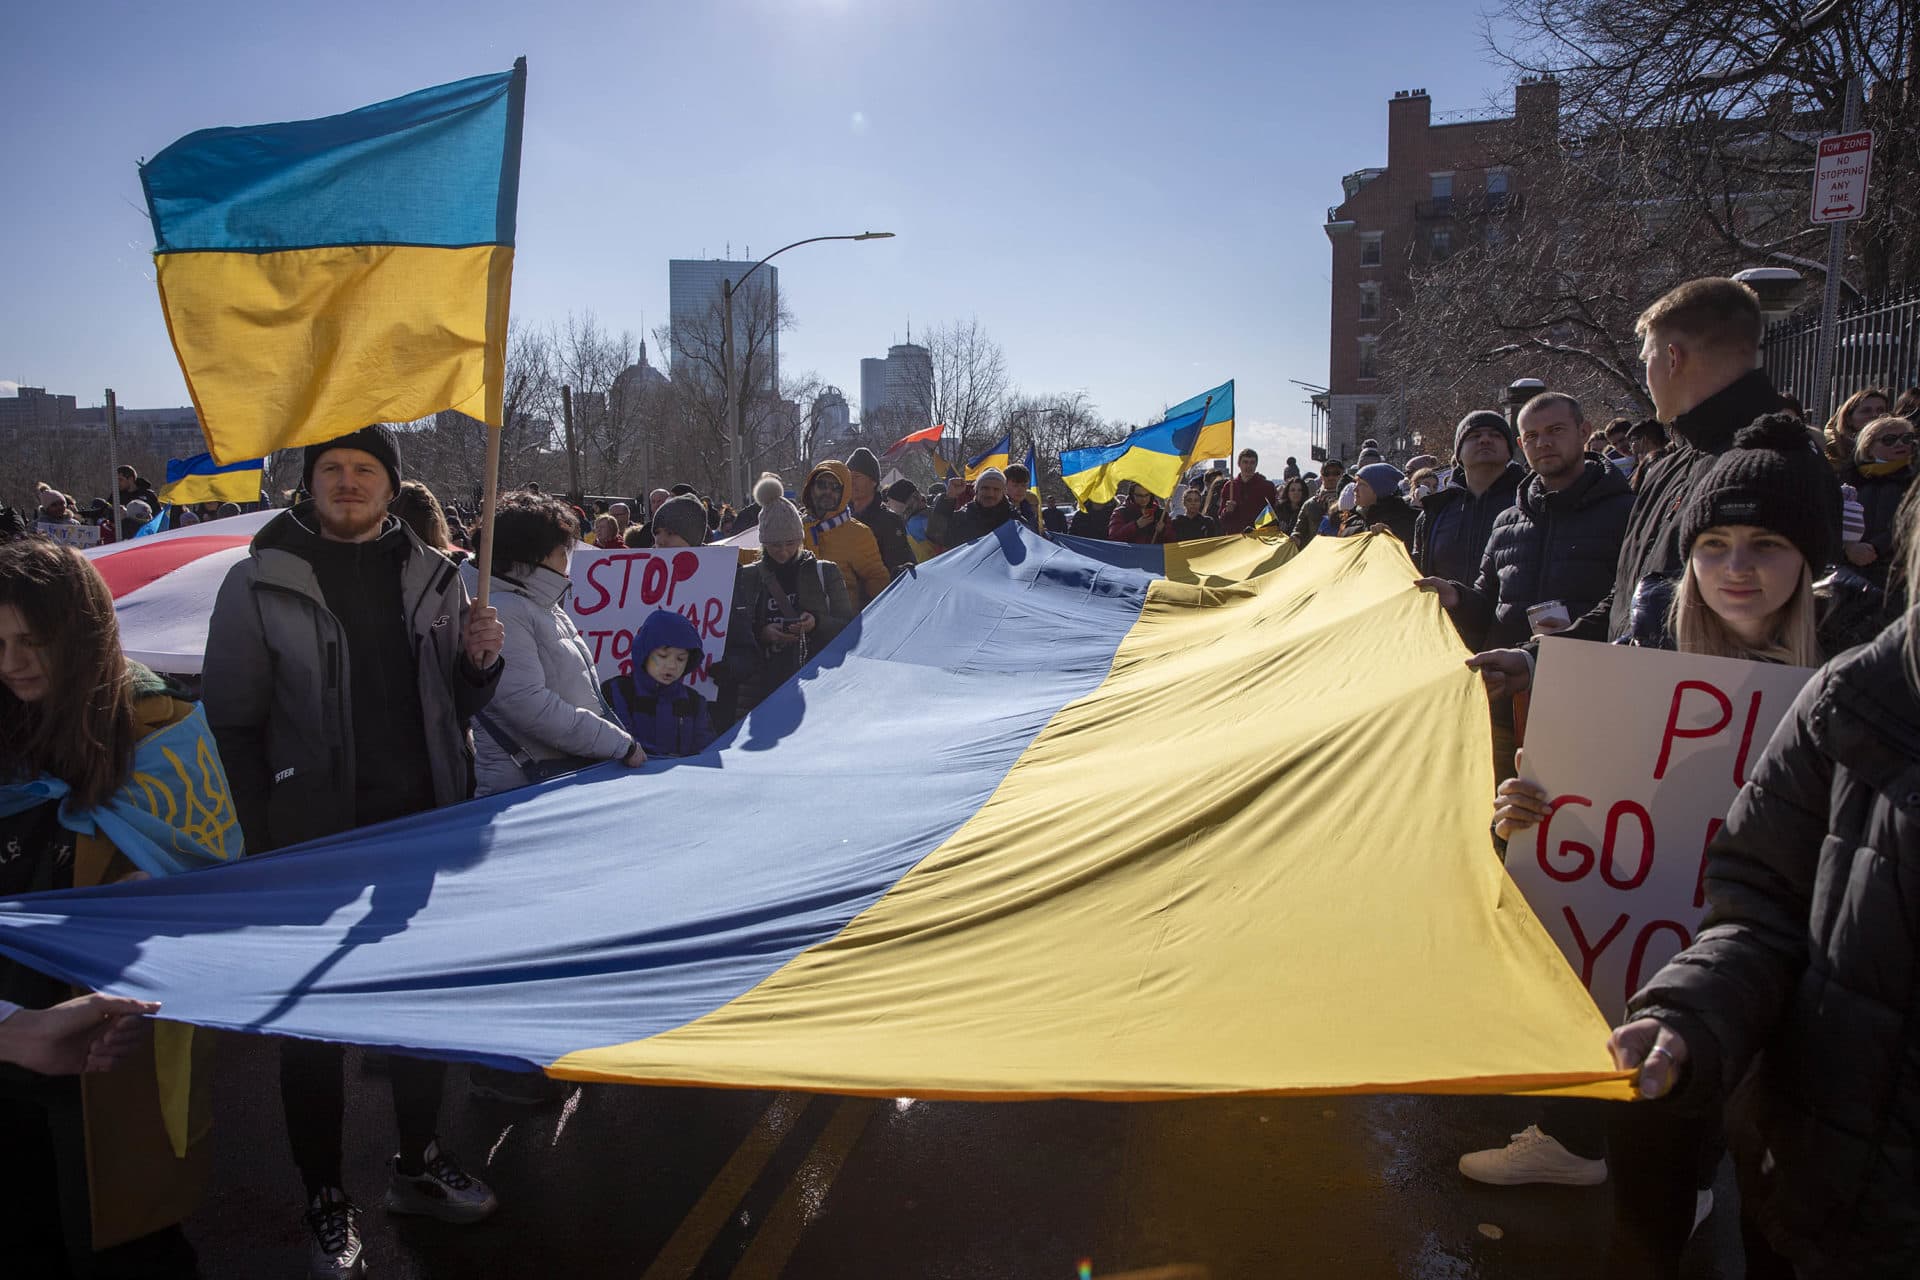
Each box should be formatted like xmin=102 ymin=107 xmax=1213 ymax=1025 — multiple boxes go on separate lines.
xmin=1174 ymin=380 xmax=1235 ymax=462
xmin=964 ymin=434 xmax=1012 ymax=480
xmin=140 ymin=61 xmax=526 ymax=463
xmin=1059 ymin=404 xmax=1207 ymax=504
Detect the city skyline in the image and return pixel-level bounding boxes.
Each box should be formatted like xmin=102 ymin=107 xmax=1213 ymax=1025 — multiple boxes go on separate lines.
xmin=3 ymin=0 xmax=1519 ymax=472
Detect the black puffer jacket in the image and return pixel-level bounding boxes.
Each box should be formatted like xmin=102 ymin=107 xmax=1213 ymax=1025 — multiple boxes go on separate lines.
xmin=1632 ymin=615 xmax=1920 ymax=1276
xmin=1414 ymin=462 xmax=1523 ymax=582
xmin=1451 ymin=458 xmax=1634 ymax=650
xmin=1562 ymin=369 xmax=1837 ymax=641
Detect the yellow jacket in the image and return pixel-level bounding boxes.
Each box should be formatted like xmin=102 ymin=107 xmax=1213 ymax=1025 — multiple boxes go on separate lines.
xmin=802 ymin=460 xmax=892 ymax=607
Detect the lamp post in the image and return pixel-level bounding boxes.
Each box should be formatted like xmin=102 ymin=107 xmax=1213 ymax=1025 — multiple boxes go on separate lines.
xmin=1506 ymin=377 xmax=1547 ymax=428
xmin=722 ymin=231 xmax=894 ymax=503
xmin=1732 ymin=267 xmax=1807 ymax=371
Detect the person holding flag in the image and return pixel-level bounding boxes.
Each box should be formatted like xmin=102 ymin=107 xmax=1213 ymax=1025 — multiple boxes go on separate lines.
xmin=1216 ymin=448 xmax=1281 ymax=535
xmin=203 ymin=426 xmax=506 ymax=1276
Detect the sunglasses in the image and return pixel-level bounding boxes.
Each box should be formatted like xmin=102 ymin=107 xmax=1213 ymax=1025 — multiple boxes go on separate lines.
xmin=1879 ymin=433 xmax=1917 ymax=447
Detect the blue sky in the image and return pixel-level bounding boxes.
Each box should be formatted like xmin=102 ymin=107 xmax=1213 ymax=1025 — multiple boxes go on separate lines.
xmin=2 ymin=0 xmax=1510 ymax=467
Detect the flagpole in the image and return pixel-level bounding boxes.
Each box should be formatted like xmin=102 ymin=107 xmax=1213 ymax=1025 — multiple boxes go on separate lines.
xmin=472 ymin=421 xmax=503 ymax=612
xmin=106 ymin=389 xmax=122 ymax=539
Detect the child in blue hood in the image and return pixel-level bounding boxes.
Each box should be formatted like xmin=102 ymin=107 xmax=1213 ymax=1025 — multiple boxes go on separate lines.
xmin=600 ymin=609 xmax=715 ymax=757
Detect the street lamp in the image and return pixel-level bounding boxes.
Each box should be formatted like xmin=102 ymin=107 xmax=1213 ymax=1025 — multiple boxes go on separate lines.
xmin=1733 ymin=267 xmax=1807 ymax=369
xmin=1506 ymin=377 xmax=1546 ymax=426
xmin=722 ymin=231 xmax=895 ymax=502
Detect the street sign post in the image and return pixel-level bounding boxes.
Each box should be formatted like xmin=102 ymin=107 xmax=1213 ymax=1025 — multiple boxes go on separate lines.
xmin=1810 ymin=130 xmax=1873 ymax=224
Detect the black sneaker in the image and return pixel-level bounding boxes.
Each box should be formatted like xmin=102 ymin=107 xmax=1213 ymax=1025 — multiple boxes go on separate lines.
xmin=384 ymin=1139 xmax=499 ymax=1224
xmin=304 ymin=1188 xmax=366 ymax=1280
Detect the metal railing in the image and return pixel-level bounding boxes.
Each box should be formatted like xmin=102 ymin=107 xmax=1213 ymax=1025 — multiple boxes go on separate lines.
xmin=1763 ymin=286 xmax=1920 ymax=409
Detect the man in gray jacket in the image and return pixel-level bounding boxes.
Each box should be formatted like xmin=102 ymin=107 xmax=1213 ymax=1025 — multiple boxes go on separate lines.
xmin=204 ymin=424 xmax=505 ymax=1280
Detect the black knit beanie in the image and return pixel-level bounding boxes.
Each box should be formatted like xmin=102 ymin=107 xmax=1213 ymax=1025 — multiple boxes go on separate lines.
xmin=303 ymin=423 xmax=402 ymax=495
xmin=1453 ymin=410 xmax=1516 ymax=459
xmin=1679 ymin=413 xmax=1833 ymax=569
xmin=652 ymin=494 xmax=709 ymax=545
xmin=846 ymin=447 xmax=882 ymax=483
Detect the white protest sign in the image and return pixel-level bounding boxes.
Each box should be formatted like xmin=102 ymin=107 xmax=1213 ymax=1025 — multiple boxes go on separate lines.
xmin=1811 ymin=130 xmax=1872 ymax=224
xmin=565 ymin=545 xmax=738 ymax=698
xmin=1508 ymin=638 xmax=1813 ymax=1022
xmin=39 ymin=521 xmax=101 ymax=547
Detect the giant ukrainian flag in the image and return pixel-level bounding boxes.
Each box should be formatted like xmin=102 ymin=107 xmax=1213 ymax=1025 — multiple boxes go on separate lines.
xmin=0 ymin=527 xmax=1629 ymax=1101
xmin=1059 ymin=404 xmax=1207 ymax=504
xmin=140 ymin=61 xmax=526 ymax=463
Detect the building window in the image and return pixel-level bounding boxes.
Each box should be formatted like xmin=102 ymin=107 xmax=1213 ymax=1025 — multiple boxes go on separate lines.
xmin=1355 ymin=403 xmax=1378 ymax=436
xmin=1486 ymin=168 xmax=1509 ymax=196
xmin=1359 ymin=232 xmax=1383 ymax=266
xmin=1430 ymin=172 xmax=1453 ymax=198
xmin=1357 ymin=338 xmax=1378 ymax=380
xmin=1358 ymin=284 xmax=1380 ymax=320
xmin=1485 ymin=223 xmax=1509 ymax=250
xmin=1430 ymin=227 xmax=1453 ymax=259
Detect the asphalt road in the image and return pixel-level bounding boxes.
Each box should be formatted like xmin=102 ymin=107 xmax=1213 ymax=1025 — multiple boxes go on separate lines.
xmin=181 ymin=1035 xmax=1742 ymax=1279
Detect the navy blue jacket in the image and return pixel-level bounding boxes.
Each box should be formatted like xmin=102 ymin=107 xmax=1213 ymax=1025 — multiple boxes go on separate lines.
xmin=600 ymin=609 xmax=714 ymax=757
xmin=1450 ymin=458 xmax=1635 ymax=650
xmin=1414 ymin=462 xmax=1524 ymax=584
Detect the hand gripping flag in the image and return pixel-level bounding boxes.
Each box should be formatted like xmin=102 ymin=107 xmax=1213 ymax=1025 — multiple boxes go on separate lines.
xmin=140 ymin=61 xmax=526 ymax=463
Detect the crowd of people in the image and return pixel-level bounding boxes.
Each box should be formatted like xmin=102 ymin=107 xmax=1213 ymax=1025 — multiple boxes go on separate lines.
xmin=0 ymin=274 xmax=1916 ymax=1278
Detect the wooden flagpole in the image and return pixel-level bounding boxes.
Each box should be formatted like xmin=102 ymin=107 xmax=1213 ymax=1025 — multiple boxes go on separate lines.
xmin=472 ymin=421 xmax=503 ymax=611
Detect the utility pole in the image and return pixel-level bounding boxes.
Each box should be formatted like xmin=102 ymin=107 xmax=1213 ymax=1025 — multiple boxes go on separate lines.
xmin=1810 ymin=76 xmax=1863 ymax=423
xmin=561 ymin=384 xmax=582 ymax=500
xmin=106 ymin=389 xmax=122 ymax=539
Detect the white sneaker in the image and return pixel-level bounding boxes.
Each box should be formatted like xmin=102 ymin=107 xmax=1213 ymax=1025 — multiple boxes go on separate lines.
xmin=1458 ymin=1125 xmax=1608 ymax=1186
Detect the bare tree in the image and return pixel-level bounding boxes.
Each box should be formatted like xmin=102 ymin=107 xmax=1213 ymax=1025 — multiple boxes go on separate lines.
xmin=997 ymin=390 xmax=1122 ymax=496
xmin=653 ymin=278 xmax=791 ymax=500
xmin=404 ymin=319 xmax=564 ymax=501
xmin=926 ymin=318 xmax=1009 ymax=462
xmin=1379 ymin=0 xmax=1919 ymax=447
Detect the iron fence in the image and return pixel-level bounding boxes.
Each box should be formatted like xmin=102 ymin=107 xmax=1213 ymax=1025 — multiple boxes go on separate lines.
xmin=1762 ymin=286 xmax=1920 ymax=413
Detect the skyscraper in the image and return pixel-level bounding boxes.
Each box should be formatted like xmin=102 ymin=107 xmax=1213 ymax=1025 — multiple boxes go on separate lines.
xmin=858 ymin=342 xmax=933 ymax=432
xmin=668 ymin=259 xmax=779 ymax=392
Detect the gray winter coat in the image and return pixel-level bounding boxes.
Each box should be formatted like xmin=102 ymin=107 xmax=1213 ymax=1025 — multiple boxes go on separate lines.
xmin=1633 ymin=615 xmax=1920 ymax=1275
xmin=470 ymin=564 xmax=634 ymax=796
xmin=203 ymin=506 xmax=498 ymax=853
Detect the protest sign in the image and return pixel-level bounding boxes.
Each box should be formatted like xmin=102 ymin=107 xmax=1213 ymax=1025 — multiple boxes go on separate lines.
xmin=565 ymin=545 xmax=737 ymax=697
xmin=39 ymin=521 xmax=101 ymax=548
xmin=1508 ymin=638 xmax=1814 ymax=1021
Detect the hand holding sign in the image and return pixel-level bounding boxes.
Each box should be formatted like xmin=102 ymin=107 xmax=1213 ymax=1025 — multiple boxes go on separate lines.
xmin=1504 ymin=639 xmax=1813 ymax=1021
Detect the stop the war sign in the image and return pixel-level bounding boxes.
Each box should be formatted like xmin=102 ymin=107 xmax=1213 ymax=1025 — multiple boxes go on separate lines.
xmin=1507 ymin=639 xmax=1814 ymax=1022
xmin=1811 ymin=130 xmax=1872 ymax=224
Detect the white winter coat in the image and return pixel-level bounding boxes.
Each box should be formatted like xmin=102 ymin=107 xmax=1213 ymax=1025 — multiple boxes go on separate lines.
xmin=469 ymin=564 xmax=633 ymax=796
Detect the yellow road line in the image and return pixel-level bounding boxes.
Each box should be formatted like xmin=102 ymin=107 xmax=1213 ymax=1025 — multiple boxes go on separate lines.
xmin=729 ymin=1097 xmax=880 ymax=1280
xmin=640 ymin=1091 xmax=811 ymax=1280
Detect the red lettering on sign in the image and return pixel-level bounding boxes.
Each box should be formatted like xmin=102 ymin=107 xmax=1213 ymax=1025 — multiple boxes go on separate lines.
xmin=1600 ymin=800 xmax=1655 ymax=890
xmin=1694 ymin=817 xmax=1723 ymax=910
xmin=1625 ymin=919 xmax=1692 ymax=1006
xmin=1562 ymin=906 xmax=1629 ymax=988
xmin=1537 ymin=795 xmax=1595 ymax=882
xmin=640 ymin=556 xmax=670 ymax=605
xmin=1654 ymin=680 xmax=1732 ymax=780
xmin=577 ymin=557 xmax=616 ymax=615
xmin=702 ymin=596 xmax=728 ymax=641
xmin=667 ymin=551 xmax=700 ymax=606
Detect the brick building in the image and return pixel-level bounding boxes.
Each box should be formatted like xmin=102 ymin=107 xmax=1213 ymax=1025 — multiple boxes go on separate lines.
xmin=1319 ymin=79 xmax=1559 ymax=464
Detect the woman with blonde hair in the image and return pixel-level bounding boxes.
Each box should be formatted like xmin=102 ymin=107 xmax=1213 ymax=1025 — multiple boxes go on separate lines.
xmin=1606 ymin=460 xmax=1920 ymax=1275
xmin=1841 ymin=414 xmax=1917 ymax=588
xmin=1820 ymin=385 xmax=1889 ymax=477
